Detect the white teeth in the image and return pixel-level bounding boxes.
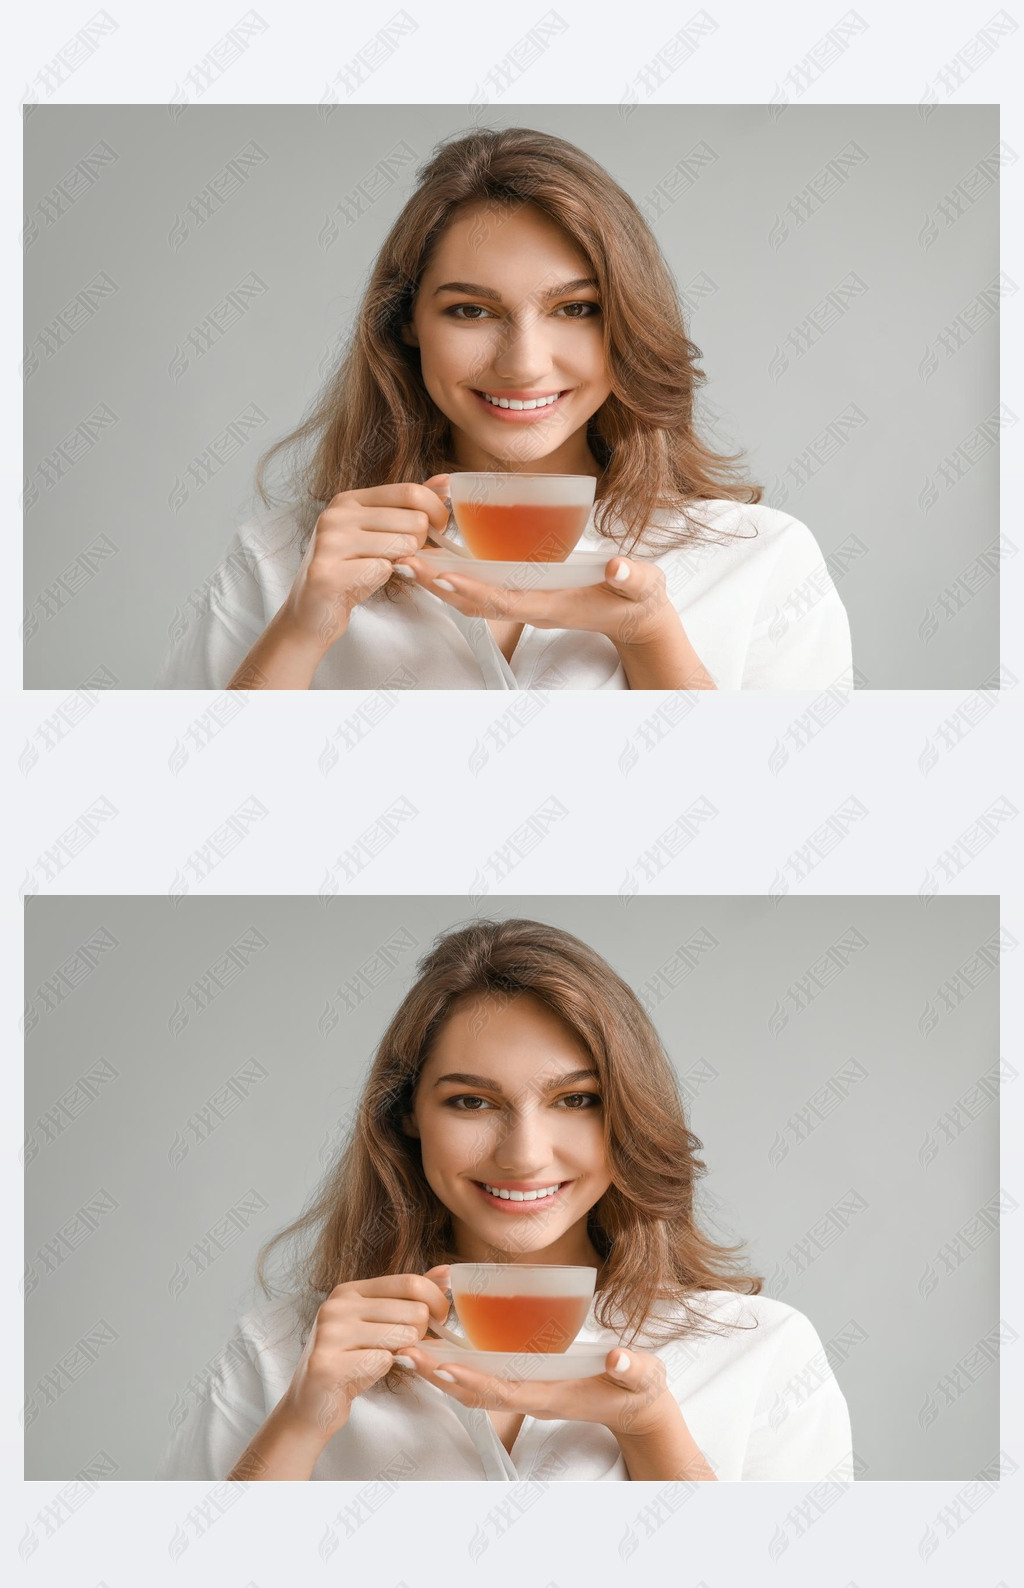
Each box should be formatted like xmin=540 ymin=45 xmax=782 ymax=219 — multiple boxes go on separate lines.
xmin=482 ymin=392 xmax=560 ymax=411
xmin=481 ymin=1182 xmax=561 ymax=1201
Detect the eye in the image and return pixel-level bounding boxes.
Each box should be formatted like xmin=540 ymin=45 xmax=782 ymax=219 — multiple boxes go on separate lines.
xmin=444 ymin=1092 xmax=601 ymax=1111
xmin=555 ymin=301 xmax=601 ymax=318
xmin=444 ymin=304 xmax=495 ymax=320
xmin=558 ymin=1092 xmax=602 ymax=1108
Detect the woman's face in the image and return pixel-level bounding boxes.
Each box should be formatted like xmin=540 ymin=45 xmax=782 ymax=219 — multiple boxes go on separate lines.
xmin=402 ymin=991 xmax=612 ymax=1267
xmin=401 ymin=201 xmax=611 ymax=476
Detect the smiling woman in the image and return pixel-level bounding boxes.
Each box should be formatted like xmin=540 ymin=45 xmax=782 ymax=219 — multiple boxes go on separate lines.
xmin=155 ymin=919 xmax=853 ymax=1482
xmin=156 ymin=126 xmax=852 ymax=690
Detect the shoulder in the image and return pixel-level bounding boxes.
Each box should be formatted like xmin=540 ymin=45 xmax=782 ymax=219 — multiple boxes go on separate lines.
xmin=636 ymin=1288 xmax=824 ymax=1355
xmin=653 ymin=498 xmax=825 ymax=563
xmin=230 ymin=503 xmax=307 ymax=569
xmin=225 ymin=1292 xmax=308 ymax=1371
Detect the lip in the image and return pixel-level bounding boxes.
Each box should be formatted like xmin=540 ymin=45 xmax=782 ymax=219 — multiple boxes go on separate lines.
xmin=471 ymin=1179 xmax=570 ymax=1212
xmin=471 ymin=388 xmax=568 ymax=422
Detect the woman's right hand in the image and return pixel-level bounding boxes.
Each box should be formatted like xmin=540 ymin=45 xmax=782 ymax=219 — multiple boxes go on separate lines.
xmin=278 ymin=478 xmax=452 ymax=655
xmin=277 ymin=1268 xmax=452 ymax=1448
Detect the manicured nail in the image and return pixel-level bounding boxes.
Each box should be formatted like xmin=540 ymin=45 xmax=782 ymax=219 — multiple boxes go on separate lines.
xmin=435 ymin=1369 xmax=457 ymax=1382
xmin=392 ymin=564 xmax=415 ymax=579
xmin=613 ymin=562 xmax=630 ymax=582
xmin=434 ymin=579 xmax=456 ymax=592
xmin=393 ymin=1355 xmax=416 ymax=1369
xmin=613 ymin=1351 xmax=630 ymax=1371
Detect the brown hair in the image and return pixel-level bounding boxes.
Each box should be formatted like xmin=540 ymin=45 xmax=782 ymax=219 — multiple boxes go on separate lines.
xmin=253 ymin=125 xmax=761 ymax=584
xmin=255 ymin=918 xmax=762 ymax=1395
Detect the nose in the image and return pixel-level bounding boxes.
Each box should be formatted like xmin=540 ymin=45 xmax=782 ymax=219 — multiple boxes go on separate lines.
xmin=486 ymin=304 xmax=556 ymax=387
xmin=492 ymin=1102 xmax=560 ymax=1178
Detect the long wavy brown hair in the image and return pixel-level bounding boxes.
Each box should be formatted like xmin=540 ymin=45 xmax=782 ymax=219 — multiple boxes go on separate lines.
xmin=253 ymin=125 xmax=761 ymax=591
xmin=255 ymin=917 xmax=762 ymax=1397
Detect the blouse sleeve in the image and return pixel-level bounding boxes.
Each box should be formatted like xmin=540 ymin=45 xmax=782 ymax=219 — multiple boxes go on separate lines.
xmin=154 ymin=1323 xmax=270 ymax=1479
xmin=155 ymin=531 xmax=269 ymax=689
xmin=742 ymin=1308 xmax=855 ymax=1481
xmin=742 ymin=515 xmax=854 ymax=690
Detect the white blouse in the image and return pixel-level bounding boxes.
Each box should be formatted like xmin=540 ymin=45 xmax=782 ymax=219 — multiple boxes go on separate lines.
xmin=155 ymin=1288 xmax=854 ymax=1482
xmin=156 ymin=499 xmax=852 ymax=690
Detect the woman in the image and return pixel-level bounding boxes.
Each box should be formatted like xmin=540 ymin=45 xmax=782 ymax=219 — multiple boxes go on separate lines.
xmin=157 ymin=127 xmax=851 ymax=691
xmin=157 ymin=919 xmax=853 ymax=1481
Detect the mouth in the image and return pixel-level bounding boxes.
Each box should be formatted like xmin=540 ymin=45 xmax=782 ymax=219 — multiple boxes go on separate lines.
xmin=471 ymin=1179 xmax=570 ymax=1211
xmin=471 ymin=388 xmax=569 ymax=422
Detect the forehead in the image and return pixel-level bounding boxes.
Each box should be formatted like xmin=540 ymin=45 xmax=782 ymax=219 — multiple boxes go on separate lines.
xmin=420 ymin=991 xmax=589 ymax=1078
xmin=420 ymin=200 xmax=591 ymax=283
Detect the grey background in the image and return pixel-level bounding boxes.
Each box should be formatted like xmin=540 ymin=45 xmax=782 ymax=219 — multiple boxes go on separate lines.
xmin=23 ymin=104 xmax=1000 ymax=690
xmin=24 ymin=894 xmax=1001 ymax=1480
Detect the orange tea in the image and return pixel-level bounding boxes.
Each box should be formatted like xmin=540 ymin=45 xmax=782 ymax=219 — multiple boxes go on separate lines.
xmin=454 ymin=1291 xmax=591 ymax=1353
xmin=454 ymin=502 xmax=591 ymax=563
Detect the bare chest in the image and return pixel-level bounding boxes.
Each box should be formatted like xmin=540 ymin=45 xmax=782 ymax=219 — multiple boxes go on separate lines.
xmin=488 ymin=1410 xmax=526 ymax=1457
xmin=486 ymin=619 xmax=525 ymax=665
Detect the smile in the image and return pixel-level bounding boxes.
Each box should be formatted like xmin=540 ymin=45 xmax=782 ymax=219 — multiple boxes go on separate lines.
xmin=472 ymin=1179 xmax=569 ymax=1210
xmin=471 ymin=389 xmax=567 ymax=420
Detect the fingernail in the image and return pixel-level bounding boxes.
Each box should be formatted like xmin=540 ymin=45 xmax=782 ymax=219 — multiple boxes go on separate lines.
xmin=613 ymin=562 xmax=630 ymax=583
xmin=434 ymin=579 xmax=456 ymax=592
xmin=393 ymin=1355 xmax=416 ymax=1369
xmin=392 ymin=564 xmax=415 ymax=579
xmin=613 ymin=1352 xmax=630 ymax=1371
xmin=435 ymin=1369 xmax=457 ymax=1382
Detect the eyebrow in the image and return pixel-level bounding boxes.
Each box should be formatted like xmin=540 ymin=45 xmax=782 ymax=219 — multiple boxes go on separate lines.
xmin=432 ymin=1068 xmax=599 ymax=1092
xmin=432 ymin=277 xmax=598 ymax=303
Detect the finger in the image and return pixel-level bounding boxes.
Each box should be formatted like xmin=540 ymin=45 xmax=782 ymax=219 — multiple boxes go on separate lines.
xmin=396 ymin=560 xmax=529 ymax=620
xmin=600 ymin=558 xmax=642 ymax=599
xmin=400 ymin=1351 xmax=524 ymax=1410
xmin=339 ymin=482 xmax=450 ymax=531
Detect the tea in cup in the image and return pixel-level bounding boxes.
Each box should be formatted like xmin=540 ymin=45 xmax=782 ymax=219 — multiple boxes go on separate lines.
xmin=448 ymin=472 xmax=596 ymax=563
xmin=449 ymin=1263 xmax=596 ymax=1353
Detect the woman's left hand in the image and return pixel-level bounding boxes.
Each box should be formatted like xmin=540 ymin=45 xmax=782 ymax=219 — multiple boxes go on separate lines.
xmin=396 ymin=1343 xmax=677 ymax=1438
xmin=394 ymin=553 xmax=677 ymax=649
